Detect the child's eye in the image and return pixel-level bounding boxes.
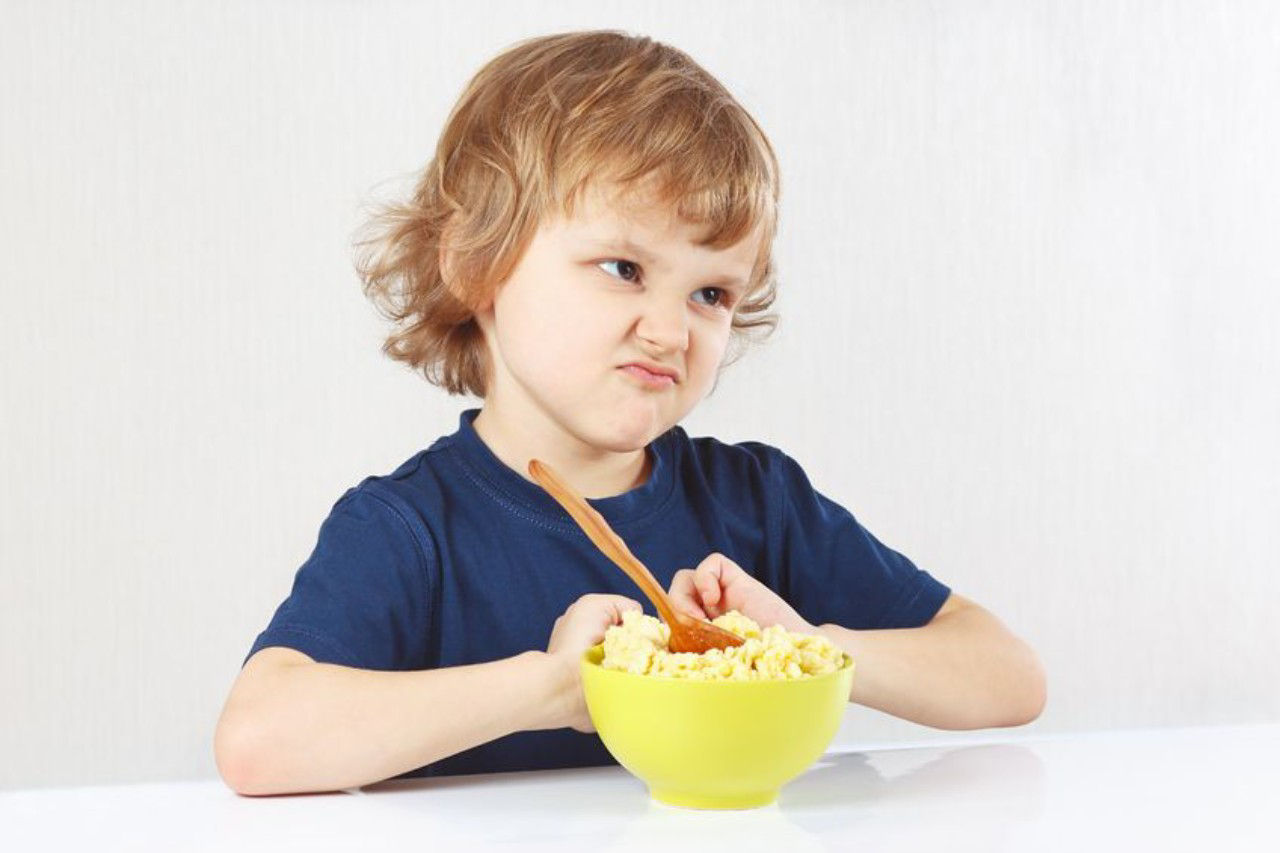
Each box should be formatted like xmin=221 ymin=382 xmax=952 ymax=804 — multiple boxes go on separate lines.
xmin=598 ymin=260 xmax=733 ymax=311
xmin=692 ymin=287 xmax=731 ymax=309
xmin=598 ymin=259 xmax=642 ymax=283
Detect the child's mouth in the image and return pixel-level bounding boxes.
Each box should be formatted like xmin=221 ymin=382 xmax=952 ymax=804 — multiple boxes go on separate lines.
xmin=619 ymin=364 xmax=676 ymax=389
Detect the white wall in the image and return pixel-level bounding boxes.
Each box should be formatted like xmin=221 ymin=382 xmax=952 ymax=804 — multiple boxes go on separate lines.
xmin=2 ymin=0 xmax=1277 ymax=788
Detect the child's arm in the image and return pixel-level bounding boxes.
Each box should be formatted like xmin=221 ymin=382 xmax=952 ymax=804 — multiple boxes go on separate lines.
xmin=669 ymin=554 xmax=1046 ymax=730
xmin=214 ymin=594 xmax=641 ymax=796
xmin=815 ymin=593 xmax=1046 ymax=729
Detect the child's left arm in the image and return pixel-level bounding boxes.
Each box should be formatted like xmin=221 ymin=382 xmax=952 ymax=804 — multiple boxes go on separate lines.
xmin=668 ymin=553 xmax=1046 ymax=730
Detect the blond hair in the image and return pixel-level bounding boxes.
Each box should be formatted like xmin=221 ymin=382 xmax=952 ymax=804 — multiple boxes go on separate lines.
xmin=353 ymin=30 xmax=780 ymax=397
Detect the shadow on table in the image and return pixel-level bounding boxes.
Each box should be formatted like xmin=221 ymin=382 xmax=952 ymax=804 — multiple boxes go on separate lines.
xmin=356 ymin=743 xmax=1046 ymax=850
xmin=777 ymin=743 xmax=1048 ymax=849
xmin=599 ymin=743 xmax=1048 ymax=852
xmin=784 ymin=742 xmax=1047 ymax=811
xmin=361 ymin=764 xmax=640 ymax=807
xmin=360 ymin=764 xmax=649 ymax=847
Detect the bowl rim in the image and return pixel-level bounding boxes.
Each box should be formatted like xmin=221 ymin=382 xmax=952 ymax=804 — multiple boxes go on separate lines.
xmin=581 ymin=643 xmax=855 ymax=686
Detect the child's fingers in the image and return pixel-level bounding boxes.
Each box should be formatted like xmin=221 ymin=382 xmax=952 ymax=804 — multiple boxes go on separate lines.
xmin=667 ymin=570 xmax=708 ymax=619
xmin=693 ymin=552 xmax=742 ymax=608
xmin=592 ymin=596 xmax=642 ymax=643
xmin=603 ymin=595 xmax=643 ymax=623
xmin=549 ymin=595 xmax=642 ymax=657
xmin=572 ymin=593 xmax=642 ymax=625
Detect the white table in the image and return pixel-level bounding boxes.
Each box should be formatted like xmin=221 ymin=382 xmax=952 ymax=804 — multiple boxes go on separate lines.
xmin=4 ymin=722 xmax=1276 ymax=852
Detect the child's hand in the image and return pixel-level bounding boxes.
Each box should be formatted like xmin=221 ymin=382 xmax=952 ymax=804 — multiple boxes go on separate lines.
xmin=668 ymin=552 xmax=816 ymax=635
xmin=545 ymin=593 xmax=643 ymax=733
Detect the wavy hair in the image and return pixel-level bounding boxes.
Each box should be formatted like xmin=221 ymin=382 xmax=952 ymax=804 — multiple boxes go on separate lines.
xmin=353 ymin=30 xmax=781 ymax=397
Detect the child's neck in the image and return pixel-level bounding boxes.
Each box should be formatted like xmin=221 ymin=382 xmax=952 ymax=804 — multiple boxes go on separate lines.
xmin=471 ymin=406 xmax=652 ymax=500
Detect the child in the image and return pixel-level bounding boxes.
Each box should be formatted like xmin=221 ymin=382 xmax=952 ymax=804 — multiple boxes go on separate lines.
xmin=215 ymin=30 xmax=1045 ymax=796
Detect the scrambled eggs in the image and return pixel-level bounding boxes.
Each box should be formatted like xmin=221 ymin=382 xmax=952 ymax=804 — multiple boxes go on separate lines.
xmin=601 ymin=610 xmax=846 ymax=680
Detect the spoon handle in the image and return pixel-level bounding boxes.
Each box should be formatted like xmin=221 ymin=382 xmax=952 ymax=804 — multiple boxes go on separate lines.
xmin=527 ymin=459 xmax=682 ymax=627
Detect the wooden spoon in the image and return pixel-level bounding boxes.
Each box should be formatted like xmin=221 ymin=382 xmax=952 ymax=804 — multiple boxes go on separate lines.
xmin=528 ymin=458 xmax=745 ymax=654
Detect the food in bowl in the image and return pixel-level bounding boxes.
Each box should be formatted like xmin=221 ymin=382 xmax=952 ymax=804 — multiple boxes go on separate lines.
xmin=601 ymin=609 xmax=844 ymax=680
xmin=583 ymin=611 xmax=855 ymax=810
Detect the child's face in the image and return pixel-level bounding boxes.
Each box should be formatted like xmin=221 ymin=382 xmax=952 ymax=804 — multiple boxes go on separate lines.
xmin=476 ymin=183 xmax=763 ymax=455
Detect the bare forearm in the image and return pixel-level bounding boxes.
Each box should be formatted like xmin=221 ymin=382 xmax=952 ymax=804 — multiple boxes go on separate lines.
xmin=215 ymin=650 xmax=569 ymax=795
xmin=818 ymin=602 xmax=1046 ymax=730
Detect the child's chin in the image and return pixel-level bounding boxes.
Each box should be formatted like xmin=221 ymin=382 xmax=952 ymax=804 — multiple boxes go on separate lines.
xmin=591 ymin=414 xmax=667 ymax=451
xmin=591 ymin=430 xmax=653 ymax=454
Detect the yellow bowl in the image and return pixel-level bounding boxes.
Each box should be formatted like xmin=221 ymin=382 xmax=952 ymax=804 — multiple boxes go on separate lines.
xmin=581 ymin=644 xmax=855 ymax=809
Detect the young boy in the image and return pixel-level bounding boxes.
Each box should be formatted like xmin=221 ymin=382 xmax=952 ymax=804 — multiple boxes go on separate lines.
xmin=215 ymin=30 xmax=1045 ymax=796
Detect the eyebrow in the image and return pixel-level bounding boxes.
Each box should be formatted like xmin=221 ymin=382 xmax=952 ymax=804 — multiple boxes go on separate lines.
xmin=585 ymin=238 xmax=749 ymax=288
xmin=587 ymin=238 xmax=660 ymax=265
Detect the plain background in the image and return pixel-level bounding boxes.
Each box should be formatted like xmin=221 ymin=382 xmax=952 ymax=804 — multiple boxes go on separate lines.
xmin=2 ymin=0 xmax=1277 ymax=789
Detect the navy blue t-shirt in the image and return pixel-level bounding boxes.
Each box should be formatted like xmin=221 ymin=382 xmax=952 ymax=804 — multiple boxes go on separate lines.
xmin=247 ymin=409 xmax=950 ymax=779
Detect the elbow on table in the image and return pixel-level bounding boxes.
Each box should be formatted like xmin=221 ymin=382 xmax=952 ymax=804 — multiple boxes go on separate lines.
xmin=214 ymin=714 xmax=273 ymax=796
xmin=949 ymin=644 xmax=1047 ymax=730
xmin=214 ymin=713 xmax=319 ymax=797
xmin=1000 ymin=647 xmax=1048 ymax=728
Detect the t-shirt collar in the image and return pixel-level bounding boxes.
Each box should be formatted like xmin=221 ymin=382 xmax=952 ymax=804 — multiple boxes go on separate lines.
xmin=446 ymin=407 xmax=677 ymax=528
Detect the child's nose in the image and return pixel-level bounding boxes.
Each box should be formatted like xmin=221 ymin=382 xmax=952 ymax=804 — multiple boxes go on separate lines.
xmin=634 ymin=296 xmax=690 ymax=353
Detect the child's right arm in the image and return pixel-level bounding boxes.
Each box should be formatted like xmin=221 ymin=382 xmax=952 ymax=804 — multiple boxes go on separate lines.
xmin=214 ymin=593 xmax=641 ymax=796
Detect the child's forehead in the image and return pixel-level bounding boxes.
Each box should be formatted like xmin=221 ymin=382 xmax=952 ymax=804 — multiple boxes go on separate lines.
xmin=545 ymin=181 xmax=765 ymax=279
xmin=554 ymin=180 xmax=705 ymax=243
xmin=564 ymin=180 xmax=674 ymax=224
xmin=545 ymin=174 xmax=770 ymax=265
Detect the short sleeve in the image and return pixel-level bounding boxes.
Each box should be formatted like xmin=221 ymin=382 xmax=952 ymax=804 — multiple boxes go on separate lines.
xmin=244 ymin=486 xmax=434 ymax=670
xmin=761 ymin=448 xmax=951 ymax=630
